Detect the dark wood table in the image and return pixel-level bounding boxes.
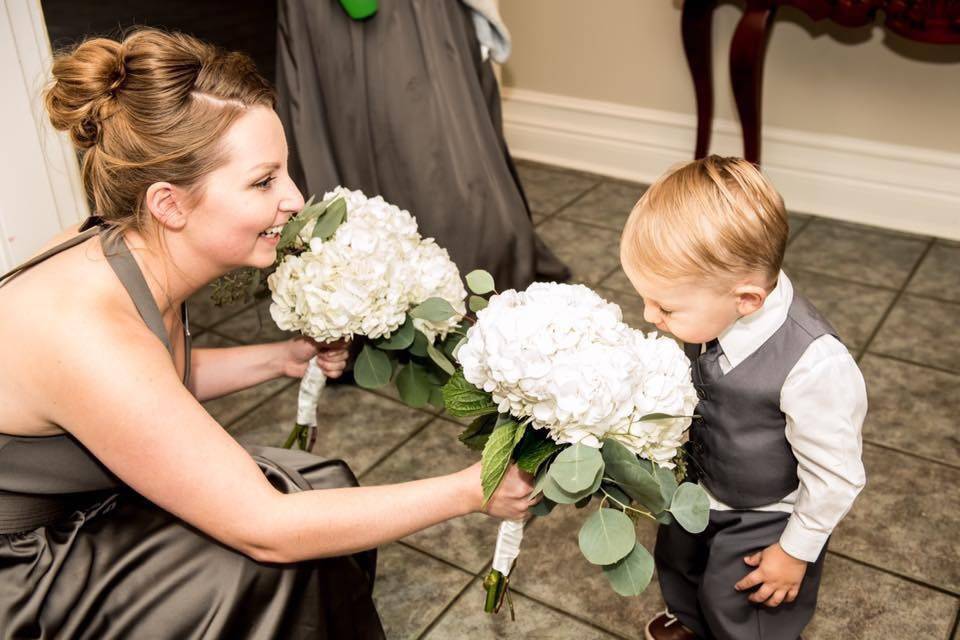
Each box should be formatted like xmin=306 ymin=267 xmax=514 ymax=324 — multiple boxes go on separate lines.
xmin=682 ymin=0 xmax=960 ymax=163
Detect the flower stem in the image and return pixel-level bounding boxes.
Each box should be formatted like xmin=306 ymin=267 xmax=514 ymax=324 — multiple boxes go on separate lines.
xmin=482 ymin=569 xmax=508 ymax=614
xmin=601 ymin=488 xmax=657 ymax=520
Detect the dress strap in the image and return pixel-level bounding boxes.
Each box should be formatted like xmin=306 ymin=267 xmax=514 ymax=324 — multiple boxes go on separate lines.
xmin=0 ymin=227 xmax=100 ymax=289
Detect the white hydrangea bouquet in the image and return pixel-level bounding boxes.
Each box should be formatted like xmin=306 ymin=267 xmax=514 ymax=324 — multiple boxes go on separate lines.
xmin=443 ymin=273 xmax=710 ymax=615
xmin=268 ymin=187 xmax=467 ymax=449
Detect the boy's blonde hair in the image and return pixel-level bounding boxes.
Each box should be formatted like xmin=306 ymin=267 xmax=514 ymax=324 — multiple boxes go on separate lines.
xmin=620 ymin=155 xmax=788 ymax=288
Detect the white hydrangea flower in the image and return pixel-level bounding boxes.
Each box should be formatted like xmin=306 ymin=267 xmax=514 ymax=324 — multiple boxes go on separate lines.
xmin=456 ymin=282 xmax=697 ymax=465
xmin=269 ymin=186 xmax=465 ymax=344
xmin=408 ymin=239 xmax=467 ymax=342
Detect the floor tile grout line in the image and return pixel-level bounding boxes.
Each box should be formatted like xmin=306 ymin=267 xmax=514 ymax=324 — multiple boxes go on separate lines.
xmin=395 ymin=540 xmax=481 ymax=576
xmin=855 ymin=237 xmax=937 ymax=363
xmin=415 ymin=574 xmax=483 ymax=640
xmin=862 ymin=439 xmax=960 ymax=472
xmin=785 ymin=216 xmax=814 ymax=248
xmin=219 ymin=378 xmax=299 ymax=431
xmin=539 ymin=180 xmax=605 ymax=222
xmin=357 ymin=416 xmax=440 ymax=481
xmin=506 ymin=585 xmax=632 ymax=639
xmin=190 ymin=297 xmax=262 ymax=333
xmin=863 ymin=351 xmax=960 ymax=377
xmin=948 ymin=604 xmax=960 ymax=640
xmin=825 ymin=549 xmax=960 ymax=598
xmin=783 ymin=264 xmax=902 ymax=294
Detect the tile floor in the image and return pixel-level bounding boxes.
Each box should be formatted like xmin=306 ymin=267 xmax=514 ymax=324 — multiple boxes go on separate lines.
xmin=188 ymin=160 xmax=960 ymax=640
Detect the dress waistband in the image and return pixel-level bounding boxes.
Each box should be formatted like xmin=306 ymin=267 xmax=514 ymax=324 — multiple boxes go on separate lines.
xmin=0 ymin=490 xmax=115 ymax=534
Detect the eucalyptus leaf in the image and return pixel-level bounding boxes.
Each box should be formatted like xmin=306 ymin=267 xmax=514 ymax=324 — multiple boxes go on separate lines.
xmin=441 ymin=332 xmax=465 ymax=361
xmin=638 ymin=412 xmax=681 ymax=422
xmin=655 ymin=511 xmax=674 ymax=526
xmin=353 ymin=344 xmax=393 ymax=389
xmin=656 ymin=464 xmax=679 ymax=507
xmin=441 ymin=370 xmax=498 ymax=417
xmin=277 ymin=198 xmax=329 ymax=250
xmin=601 ymin=483 xmax=633 ymax=508
xmin=409 ymin=330 xmax=429 ymax=357
xmin=465 ymin=269 xmax=496 ymax=295
xmin=601 ymin=440 xmax=665 ymax=512
xmin=480 ymin=419 xmax=520 ymax=507
xmin=468 ymin=295 xmax=488 ymax=313
xmin=530 ymin=497 xmax=555 ymax=517
xmin=428 ymin=385 xmax=446 ymax=410
xmin=311 ymin=198 xmax=347 ymax=241
xmin=542 ymin=466 xmax=602 ymax=504
xmin=669 ymin=482 xmax=710 ymax=534
xmin=531 ymin=464 xmax=552 ymax=498
xmin=603 ymin=543 xmax=655 ymax=596
xmin=410 ymin=297 xmax=458 ymax=323
xmin=426 ymin=342 xmax=456 ymax=375
xmin=550 ymin=443 xmax=604 ymax=493
xmin=578 ymin=508 xmax=637 ymax=565
xmin=395 ymin=362 xmax=431 ymax=408
xmin=375 ymin=316 xmax=415 ymax=350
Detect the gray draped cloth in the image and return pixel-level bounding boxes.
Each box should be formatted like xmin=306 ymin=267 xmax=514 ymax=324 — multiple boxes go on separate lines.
xmin=276 ymin=0 xmax=570 ymax=290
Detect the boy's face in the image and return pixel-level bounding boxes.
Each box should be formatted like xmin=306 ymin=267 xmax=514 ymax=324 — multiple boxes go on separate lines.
xmin=623 ymin=268 xmax=744 ymax=345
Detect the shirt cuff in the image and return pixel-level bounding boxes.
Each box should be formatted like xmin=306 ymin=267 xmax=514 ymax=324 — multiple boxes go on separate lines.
xmin=779 ymin=515 xmax=830 ymax=563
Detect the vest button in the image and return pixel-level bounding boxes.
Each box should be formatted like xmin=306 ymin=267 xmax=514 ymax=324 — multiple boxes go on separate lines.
xmin=696 ymin=389 xmax=706 ymax=400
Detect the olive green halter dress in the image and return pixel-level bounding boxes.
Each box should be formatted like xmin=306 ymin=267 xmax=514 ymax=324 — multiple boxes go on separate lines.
xmin=0 ymin=219 xmax=384 ymax=639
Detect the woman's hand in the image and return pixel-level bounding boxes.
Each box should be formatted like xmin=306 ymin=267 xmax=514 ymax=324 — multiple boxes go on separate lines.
xmin=461 ymin=462 xmax=538 ymax=521
xmin=282 ymin=337 xmax=351 ymax=379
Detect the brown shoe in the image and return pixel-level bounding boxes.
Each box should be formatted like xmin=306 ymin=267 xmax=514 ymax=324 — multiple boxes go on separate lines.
xmin=644 ymin=611 xmax=698 ymax=640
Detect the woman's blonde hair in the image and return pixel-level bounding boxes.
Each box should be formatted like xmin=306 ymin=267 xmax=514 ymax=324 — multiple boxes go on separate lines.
xmin=44 ymin=28 xmax=275 ymax=235
xmin=620 ymin=155 xmax=788 ymax=288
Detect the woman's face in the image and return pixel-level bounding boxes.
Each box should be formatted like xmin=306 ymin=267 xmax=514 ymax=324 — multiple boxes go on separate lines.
xmin=183 ymin=106 xmax=305 ymax=271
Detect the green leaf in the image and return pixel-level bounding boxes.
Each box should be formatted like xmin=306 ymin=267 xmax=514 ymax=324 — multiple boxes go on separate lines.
xmin=311 ymin=197 xmax=347 ymax=241
xmin=465 ymin=269 xmax=496 ymax=295
xmin=480 ymin=419 xmax=520 ymax=507
xmin=375 ymin=316 xmax=415 ymax=350
xmin=426 ymin=342 xmax=456 ymax=375
xmin=655 ymin=464 xmax=679 ymax=507
xmin=530 ymin=497 xmax=555 ymax=517
xmin=409 ymin=330 xmax=429 ymax=357
xmin=550 ymin=443 xmax=605 ymax=493
xmin=354 ymin=344 xmax=393 ymax=389
xmin=410 ymin=297 xmax=458 ymax=323
xmin=395 ymin=362 xmax=431 ymax=408
xmin=638 ymin=412 xmax=681 ymax=422
xmin=601 ymin=440 xmax=665 ymax=512
xmin=441 ymin=370 xmax=498 ymax=417
xmin=428 ymin=385 xmax=446 ymax=410
xmin=441 ymin=331 xmax=465 ymax=361
xmin=603 ymin=543 xmax=655 ymax=596
xmin=531 ymin=464 xmax=552 ymax=498
xmin=515 ymin=434 xmax=562 ymax=475
xmin=542 ymin=465 xmax=602 ymax=504
xmin=468 ymin=295 xmax=488 ymax=313
xmin=578 ymin=508 xmax=637 ymax=565
xmin=669 ymin=482 xmax=710 ymax=534
xmin=458 ymin=413 xmax=498 ymax=449
xmin=601 ymin=483 xmax=633 ymax=508
xmin=655 ymin=511 xmax=674 ymax=526
xmin=277 ymin=198 xmax=329 ymax=250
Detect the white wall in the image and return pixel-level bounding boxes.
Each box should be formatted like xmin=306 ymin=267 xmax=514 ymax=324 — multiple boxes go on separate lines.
xmin=0 ymin=0 xmax=87 ymax=272
xmin=499 ymin=0 xmax=960 ymax=239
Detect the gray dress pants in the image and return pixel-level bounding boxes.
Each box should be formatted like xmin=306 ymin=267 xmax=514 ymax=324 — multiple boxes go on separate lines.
xmin=655 ymin=509 xmax=827 ymax=640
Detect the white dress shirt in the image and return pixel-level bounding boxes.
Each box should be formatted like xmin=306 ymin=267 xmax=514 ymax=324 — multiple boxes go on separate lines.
xmin=702 ymin=271 xmax=867 ymax=563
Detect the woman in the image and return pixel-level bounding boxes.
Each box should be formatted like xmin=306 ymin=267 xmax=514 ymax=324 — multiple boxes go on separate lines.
xmin=275 ymin=0 xmax=571 ymax=290
xmin=0 ymin=29 xmax=534 ymax=639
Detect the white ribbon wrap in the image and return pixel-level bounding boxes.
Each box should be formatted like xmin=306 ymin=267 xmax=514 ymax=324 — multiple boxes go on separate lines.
xmin=491 ymin=519 xmax=524 ymax=576
xmin=296 ymin=358 xmax=327 ymax=426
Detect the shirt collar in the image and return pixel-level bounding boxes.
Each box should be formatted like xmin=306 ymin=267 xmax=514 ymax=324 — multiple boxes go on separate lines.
xmin=716 ymin=271 xmax=793 ymax=369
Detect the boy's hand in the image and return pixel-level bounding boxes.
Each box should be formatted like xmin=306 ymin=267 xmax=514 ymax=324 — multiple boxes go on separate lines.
xmin=734 ymin=542 xmax=806 ymax=607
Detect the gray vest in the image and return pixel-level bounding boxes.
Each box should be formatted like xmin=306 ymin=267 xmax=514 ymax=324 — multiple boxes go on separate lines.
xmin=684 ymin=293 xmax=838 ymax=509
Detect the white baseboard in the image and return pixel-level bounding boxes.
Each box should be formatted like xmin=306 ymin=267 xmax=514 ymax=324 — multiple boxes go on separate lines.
xmin=501 ymin=88 xmax=960 ymax=240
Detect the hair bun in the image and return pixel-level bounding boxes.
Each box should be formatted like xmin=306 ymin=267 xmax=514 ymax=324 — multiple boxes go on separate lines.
xmin=44 ymin=38 xmax=126 ymax=149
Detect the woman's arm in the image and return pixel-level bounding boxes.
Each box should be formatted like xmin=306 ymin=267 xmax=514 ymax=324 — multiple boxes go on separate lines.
xmin=46 ymin=317 xmax=531 ymax=563
xmin=189 ymin=337 xmax=349 ymax=401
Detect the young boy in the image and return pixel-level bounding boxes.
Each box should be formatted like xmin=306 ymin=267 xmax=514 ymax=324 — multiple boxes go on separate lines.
xmin=619 ymin=156 xmax=867 ymax=640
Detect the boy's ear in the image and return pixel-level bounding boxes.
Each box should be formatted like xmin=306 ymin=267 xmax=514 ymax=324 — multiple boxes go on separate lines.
xmin=144 ymin=182 xmax=187 ymax=231
xmin=733 ymin=283 xmax=769 ymax=318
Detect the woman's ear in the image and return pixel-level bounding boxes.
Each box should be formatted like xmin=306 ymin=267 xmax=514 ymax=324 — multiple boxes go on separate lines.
xmin=144 ymin=182 xmax=187 ymax=231
xmin=733 ymin=283 xmax=769 ymax=318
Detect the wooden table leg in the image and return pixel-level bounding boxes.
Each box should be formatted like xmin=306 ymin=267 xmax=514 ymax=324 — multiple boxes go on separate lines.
xmin=730 ymin=0 xmax=777 ymax=164
xmin=682 ymin=0 xmax=718 ymax=159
